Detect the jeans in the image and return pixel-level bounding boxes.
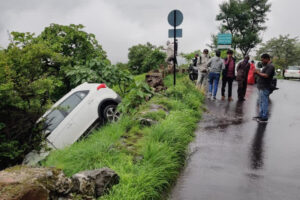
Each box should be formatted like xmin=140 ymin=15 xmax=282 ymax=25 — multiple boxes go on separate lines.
xmin=258 ymin=89 xmax=270 ymax=120
xmin=208 ymin=72 xmax=220 ymax=97
xmin=221 ymin=76 xmax=234 ymax=97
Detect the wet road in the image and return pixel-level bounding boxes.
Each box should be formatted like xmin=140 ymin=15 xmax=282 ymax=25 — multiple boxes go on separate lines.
xmin=170 ymin=80 xmax=300 ymax=200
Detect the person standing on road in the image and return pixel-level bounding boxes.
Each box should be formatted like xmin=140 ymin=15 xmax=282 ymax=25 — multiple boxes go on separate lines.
xmin=207 ymin=50 xmax=225 ymax=100
xmin=254 ymin=54 xmax=275 ymax=123
xmin=221 ymin=50 xmax=236 ymax=101
xmin=248 ymin=60 xmax=256 ymax=85
xmin=196 ymin=49 xmax=210 ymax=91
xmin=236 ymin=55 xmax=250 ymax=101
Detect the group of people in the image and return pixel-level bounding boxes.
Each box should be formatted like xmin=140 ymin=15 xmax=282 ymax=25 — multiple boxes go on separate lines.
xmin=193 ymin=49 xmax=275 ymax=123
xmin=193 ymin=49 xmax=250 ymax=101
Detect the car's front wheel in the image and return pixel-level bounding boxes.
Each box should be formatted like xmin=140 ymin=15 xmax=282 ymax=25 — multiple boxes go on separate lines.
xmin=102 ymin=104 xmax=120 ymax=123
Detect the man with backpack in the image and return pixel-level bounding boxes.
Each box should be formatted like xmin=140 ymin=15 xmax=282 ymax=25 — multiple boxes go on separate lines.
xmin=253 ymin=53 xmax=275 ymax=123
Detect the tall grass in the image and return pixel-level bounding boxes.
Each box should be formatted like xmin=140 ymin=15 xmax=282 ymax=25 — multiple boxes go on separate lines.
xmin=44 ymin=75 xmax=204 ymax=199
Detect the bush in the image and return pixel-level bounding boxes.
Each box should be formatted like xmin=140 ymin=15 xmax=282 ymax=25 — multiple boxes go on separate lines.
xmin=118 ymin=81 xmax=153 ymax=114
xmin=128 ymin=43 xmax=166 ymax=74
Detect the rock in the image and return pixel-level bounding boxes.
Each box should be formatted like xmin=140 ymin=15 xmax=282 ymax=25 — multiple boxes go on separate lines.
xmin=145 ymin=72 xmax=167 ymax=92
xmin=72 ymin=168 xmax=120 ymax=198
xmin=149 ymin=104 xmax=168 ymax=113
xmin=71 ymin=173 xmax=95 ymax=197
xmin=0 ymin=166 xmax=119 ymax=200
xmin=0 ymin=166 xmax=72 ymax=200
xmin=138 ymin=117 xmax=157 ymax=126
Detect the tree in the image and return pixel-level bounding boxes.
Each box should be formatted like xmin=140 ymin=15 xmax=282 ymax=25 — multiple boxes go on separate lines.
xmin=38 ymin=24 xmax=109 ymax=96
xmin=128 ymin=43 xmax=166 ymax=74
xmin=39 ymin=24 xmax=108 ymax=64
xmin=0 ymin=40 xmax=62 ymax=169
xmin=256 ymin=35 xmax=300 ymax=71
xmin=216 ymin=0 xmax=271 ymax=56
xmin=180 ymin=50 xmax=201 ymax=63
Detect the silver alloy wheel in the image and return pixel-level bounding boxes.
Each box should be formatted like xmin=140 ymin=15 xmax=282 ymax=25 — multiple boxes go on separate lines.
xmin=104 ymin=105 xmax=120 ymax=123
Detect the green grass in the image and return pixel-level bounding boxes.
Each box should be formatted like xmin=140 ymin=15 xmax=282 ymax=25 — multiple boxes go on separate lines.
xmin=43 ymin=75 xmax=204 ymax=200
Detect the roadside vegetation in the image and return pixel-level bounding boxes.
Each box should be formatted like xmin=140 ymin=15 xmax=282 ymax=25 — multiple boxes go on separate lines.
xmin=0 ymin=24 xmax=165 ymax=170
xmin=44 ymin=74 xmax=205 ymax=199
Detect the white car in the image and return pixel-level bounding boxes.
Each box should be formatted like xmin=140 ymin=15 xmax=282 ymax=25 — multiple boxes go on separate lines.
xmin=23 ymin=82 xmax=121 ymax=165
xmin=284 ymin=66 xmax=300 ymax=79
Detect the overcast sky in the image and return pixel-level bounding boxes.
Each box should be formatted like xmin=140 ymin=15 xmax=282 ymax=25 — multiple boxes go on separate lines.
xmin=0 ymin=0 xmax=299 ymax=63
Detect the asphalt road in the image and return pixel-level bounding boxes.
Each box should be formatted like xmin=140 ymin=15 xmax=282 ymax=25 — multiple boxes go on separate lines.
xmin=170 ymin=80 xmax=300 ymax=200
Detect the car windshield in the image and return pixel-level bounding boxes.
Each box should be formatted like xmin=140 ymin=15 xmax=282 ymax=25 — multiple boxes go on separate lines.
xmin=288 ymin=66 xmax=300 ymax=70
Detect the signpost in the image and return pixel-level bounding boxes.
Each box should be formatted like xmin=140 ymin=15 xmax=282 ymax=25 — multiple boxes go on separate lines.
xmin=168 ymin=9 xmax=183 ymax=86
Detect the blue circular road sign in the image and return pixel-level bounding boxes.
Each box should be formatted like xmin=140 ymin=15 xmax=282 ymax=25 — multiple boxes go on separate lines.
xmin=168 ymin=10 xmax=183 ymax=27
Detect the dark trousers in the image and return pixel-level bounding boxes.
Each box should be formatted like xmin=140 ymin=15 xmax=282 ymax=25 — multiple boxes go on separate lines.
xmin=237 ymin=79 xmax=248 ymax=100
xmin=221 ymin=77 xmax=234 ymax=97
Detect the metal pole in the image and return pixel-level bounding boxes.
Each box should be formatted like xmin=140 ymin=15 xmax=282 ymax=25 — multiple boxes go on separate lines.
xmin=173 ymin=11 xmax=176 ymax=86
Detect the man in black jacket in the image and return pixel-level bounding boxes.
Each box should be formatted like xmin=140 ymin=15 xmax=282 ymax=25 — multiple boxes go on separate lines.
xmin=236 ymin=55 xmax=250 ymax=101
xmin=221 ymin=50 xmax=235 ymax=101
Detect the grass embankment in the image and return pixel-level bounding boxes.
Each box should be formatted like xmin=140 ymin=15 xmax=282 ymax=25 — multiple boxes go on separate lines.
xmin=44 ymin=75 xmax=205 ymax=199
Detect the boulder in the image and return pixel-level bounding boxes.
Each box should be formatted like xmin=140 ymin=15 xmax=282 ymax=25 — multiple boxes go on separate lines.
xmin=138 ymin=117 xmax=157 ymax=126
xmin=0 ymin=166 xmax=72 ymax=200
xmin=0 ymin=166 xmax=119 ymax=200
xmin=145 ymin=72 xmax=167 ymax=92
xmin=72 ymin=168 xmax=120 ymax=198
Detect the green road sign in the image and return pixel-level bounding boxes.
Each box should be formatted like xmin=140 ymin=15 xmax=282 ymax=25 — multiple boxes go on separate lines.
xmin=217 ymin=34 xmax=232 ymax=45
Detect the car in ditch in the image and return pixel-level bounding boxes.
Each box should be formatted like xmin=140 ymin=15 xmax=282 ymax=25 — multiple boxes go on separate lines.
xmin=284 ymin=66 xmax=300 ymax=80
xmin=23 ymin=82 xmax=121 ymax=165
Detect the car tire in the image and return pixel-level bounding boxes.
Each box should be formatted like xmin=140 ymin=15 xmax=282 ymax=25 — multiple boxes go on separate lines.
xmin=102 ymin=104 xmax=120 ymax=123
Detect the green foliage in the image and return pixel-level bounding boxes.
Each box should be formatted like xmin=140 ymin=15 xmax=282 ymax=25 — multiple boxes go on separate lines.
xmin=128 ymin=42 xmax=166 ymax=74
xmin=180 ymin=50 xmax=201 ymax=63
xmin=216 ymin=0 xmax=271 ymax=56
xmin=141 ymin=49 xmax=166 ymax=73
xmin=118 ymin=81 xmax=153 ymax=114
xmin=44 ymin=75 xmax=204 ymax=200
xmin=0 ymin=38 xmax=61 ymax=169
xmin=256 ymin=35 xmax=300 ymax=70
xmin=0 ymin=24 xmax=112 ymax=169
xmin=39 ymin=24 xmax=108 ymax=64
xmin=141 ymin=110 xmax=167 ymax=121
xmin=65 ymin=58 xmax=134 ymax=95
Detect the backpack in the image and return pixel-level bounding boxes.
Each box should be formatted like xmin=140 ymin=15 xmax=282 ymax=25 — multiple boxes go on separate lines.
xmin=269 ymin=78 xmax=278 ymax=94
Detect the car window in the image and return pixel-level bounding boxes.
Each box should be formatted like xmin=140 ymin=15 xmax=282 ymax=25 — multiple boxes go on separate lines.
xmin=288 ymin=66 xmax=300 ymax=70
xmin=44 ymin=91 xmax=89 ymax=132
xmin=45 ymin=109 xmax=65 ymax=132
xmin=59 ymin=91 xmax=89 ymax=115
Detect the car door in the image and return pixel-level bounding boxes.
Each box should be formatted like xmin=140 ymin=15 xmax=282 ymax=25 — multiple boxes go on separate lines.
xmin=69 ymin=91 xmax=99 ymax=141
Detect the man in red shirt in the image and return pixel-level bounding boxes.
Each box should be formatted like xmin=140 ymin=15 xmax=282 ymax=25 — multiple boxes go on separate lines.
xmin=221 ymin=50 xmax=236 ymax=101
